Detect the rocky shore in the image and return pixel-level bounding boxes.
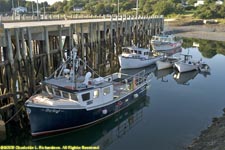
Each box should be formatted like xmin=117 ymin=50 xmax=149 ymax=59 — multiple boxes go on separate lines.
xmin=166 ymin=22 xmax=225 ymax=42
xmin=187 ymin=109 xmax=225 ymax=150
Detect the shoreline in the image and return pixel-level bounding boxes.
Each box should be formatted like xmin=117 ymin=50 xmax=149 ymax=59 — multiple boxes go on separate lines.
xmin=167 ymin=24 xmax=225 ymax=42
xmin=187 ymin=109 xmax=225 ymax=150
xmin=167 ymin=23 xmax=225 ymax=149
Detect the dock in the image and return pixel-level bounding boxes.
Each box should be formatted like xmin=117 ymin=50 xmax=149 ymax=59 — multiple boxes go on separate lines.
xmin=0 ymin=15 xmax=164 ymax=124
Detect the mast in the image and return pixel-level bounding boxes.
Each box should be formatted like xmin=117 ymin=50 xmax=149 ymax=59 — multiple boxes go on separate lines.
xmin=72 ymin=47 xmax=78 ymax=89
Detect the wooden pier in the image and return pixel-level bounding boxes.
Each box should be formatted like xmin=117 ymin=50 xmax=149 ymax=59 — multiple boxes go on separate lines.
xmin=0 ymin=15 xmax=163 ymax=124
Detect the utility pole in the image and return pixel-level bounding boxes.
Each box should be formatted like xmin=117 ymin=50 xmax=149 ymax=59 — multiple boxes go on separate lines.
xmin=36 ymin=0 xmax=39 ymax=19
xmin=43 ymin=3 xmax=46 ymax=19
xmin=136 ymin=0 xmax=139 ymax=19
xmin=118 ymin=0 xmax=119 ymax=16
xmin=12 ymin=0 xmax=14 ymax=10
xmin=32 ymin=1 xmax=34 ymax=15
xmin=12 ymin=0 xmax=15 ymax=17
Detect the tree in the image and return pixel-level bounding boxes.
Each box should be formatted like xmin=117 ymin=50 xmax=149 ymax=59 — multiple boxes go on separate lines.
xmin=0 ymin=0 xmax=11 ymax=13
xmin=153 ymin=1 xmax=176 ymax=16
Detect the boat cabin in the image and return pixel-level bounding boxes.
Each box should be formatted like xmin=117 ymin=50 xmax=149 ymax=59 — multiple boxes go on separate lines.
xmin=38 ymin=71 xmax=114 ymax=108
xmin=151 ymin=34 xmax=175 ymax=43
xmin=121 ymin=46 xmax=151 ymax=59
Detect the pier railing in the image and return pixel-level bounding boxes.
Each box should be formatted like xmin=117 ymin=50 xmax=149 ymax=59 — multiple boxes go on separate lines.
xmin=0 ymin=13 xmax=163 ymax=22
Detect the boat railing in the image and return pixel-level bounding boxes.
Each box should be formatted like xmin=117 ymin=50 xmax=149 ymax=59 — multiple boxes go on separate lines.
xmin=112 ymin=70 xmax=147 ymax=87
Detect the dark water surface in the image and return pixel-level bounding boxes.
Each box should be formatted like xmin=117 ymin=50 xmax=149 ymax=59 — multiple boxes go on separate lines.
xmin=1 ymin=38 xmax=225 ymax=150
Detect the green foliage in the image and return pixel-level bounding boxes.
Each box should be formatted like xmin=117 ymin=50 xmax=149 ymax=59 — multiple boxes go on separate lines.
xmin=153 ymin=1 xmax=184 ymax=16
xmin=0 ymin=0 xmax=224 ymax=19
xmin=182 ymin=38 xmax=225 ymax=58
xmin=194 ymin=1 xmax=225 ymax=19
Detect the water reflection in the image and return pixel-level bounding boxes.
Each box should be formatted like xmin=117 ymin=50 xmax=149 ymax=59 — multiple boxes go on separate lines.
xmin=154 ymin=68 xmax=174 ymax=82
xmin=173 ymin=71 xmax=199 ymax=85
xmin=1 ymin=37 xmax=224 ymax=150
xmin=182 ymin=38 xmax=225 ymax=58
xmin=32 ymin=96 xmax=150 ymax=149
xmin=119 ymin=64 xmax=156 ymax=75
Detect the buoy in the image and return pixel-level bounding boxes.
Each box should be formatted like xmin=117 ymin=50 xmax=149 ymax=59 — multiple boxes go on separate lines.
xmin=102 ymin=109 xmax=108 ymax=115
xmin=134 ymin=93 xmax=138 ymax=98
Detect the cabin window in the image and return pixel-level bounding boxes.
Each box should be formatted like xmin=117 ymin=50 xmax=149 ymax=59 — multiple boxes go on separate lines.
xmin=103 ymin=87 xmax=110 ymax=96
xmin=144 ymin=52 xmax=149 ymax=55
xmin=62 ymin=91 xmax=69 ymax=99
xmin=93 ymin=90 xmax=99 ymax=99
xmin=54 ymin=88 xmax=61 ymax=96
xmin=82 ymin=93 xmax=90 ymax=101
xmin=134 ymin=50 xmax=137 ymax=53
xmin=71 ymin=94 xmax=78 ymax=101
xmin=138 ymin=51 xmax=141 ymax=54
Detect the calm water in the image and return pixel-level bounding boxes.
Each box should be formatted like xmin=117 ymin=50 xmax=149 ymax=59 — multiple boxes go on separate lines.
xmin=1 ymin=38 xmax=225 ymax=150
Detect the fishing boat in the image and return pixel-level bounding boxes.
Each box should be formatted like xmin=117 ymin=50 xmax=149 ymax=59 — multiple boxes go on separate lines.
xmin=151 ymin=34 xmax=183 ymax=51
xmin=156 ymin=56 xmax=180 ymax=70
xmin=25 ymin=48 xmax=152 ymax=136
xmin=33 ymin=96 xmax=149 ymax=146
xmin=155 ymin=50 xmax=181 ymax=70
xmin=174 ymin=54 xmax=209 ymax=73
xmin=118 ymin=46 xmax=162 ymax=69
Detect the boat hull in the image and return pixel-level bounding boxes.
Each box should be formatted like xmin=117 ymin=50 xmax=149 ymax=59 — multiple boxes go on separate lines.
xmin=156 ymin=60 xmax=173 ymax=70
xmin=118 ymin=55 xmax=161 ymax=69
xmin=174 ymin=62 xmax=199 ymax=73
xmin=26 ymin=85 xmax=147 ymax=136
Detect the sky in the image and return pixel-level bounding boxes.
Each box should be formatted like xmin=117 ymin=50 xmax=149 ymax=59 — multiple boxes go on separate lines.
xmin=26 ymin=0 xmax=64 ymax=5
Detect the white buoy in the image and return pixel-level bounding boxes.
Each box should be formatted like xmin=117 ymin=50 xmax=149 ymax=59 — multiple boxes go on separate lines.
xmin=102 ymin=109 xmax=108 ymax=115
xmin=134 ymin=93 xmax=138 ymax=98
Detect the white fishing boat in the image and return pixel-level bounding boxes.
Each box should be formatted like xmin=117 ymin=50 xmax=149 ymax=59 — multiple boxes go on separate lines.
xmin=118 ymin=46 xmax=162 ymax=69
xmin=25 ymin=48 xmax=152 ymax=136
xmin=156 ymin=56 xmax=180 ymax=70
xmin=156 ymin=50 xmax=181 ymax=70
xmin=151 ymin=34 xmax=183 ymax=51
xmin=174 ymin=54 xmax=210 ymax=73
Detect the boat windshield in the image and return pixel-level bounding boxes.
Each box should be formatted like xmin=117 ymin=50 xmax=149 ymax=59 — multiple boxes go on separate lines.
xmin=42 ymin=84 xmax=78 ymax=101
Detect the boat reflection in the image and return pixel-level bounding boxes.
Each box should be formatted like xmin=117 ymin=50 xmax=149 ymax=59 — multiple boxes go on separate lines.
xmin=33 ymin=95 xmax=150 ymax=149
xmin=173 ymin=71 xmax=198 ymax=85
xmin=154 ymin=68 xmax=174 ymax=82
xmin=119 ymin=64 xmax=156 ymax=76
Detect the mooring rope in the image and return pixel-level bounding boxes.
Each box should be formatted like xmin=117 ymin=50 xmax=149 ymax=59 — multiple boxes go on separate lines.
xmin=0 ymin=106 xmax=24 ymax=126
